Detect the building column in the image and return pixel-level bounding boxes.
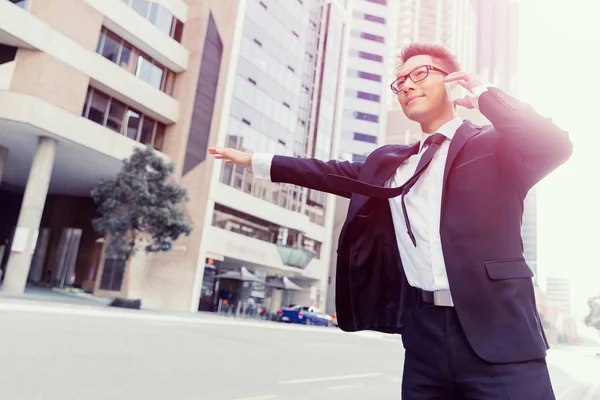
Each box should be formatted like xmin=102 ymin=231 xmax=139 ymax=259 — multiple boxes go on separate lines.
xmin=0 ymin=146 xmax=7 ymax=183
xmin=2 ymin=137 xmax=57 ymax=294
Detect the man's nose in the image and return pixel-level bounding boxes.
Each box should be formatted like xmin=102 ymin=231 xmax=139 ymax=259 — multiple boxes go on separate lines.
xmin=402 ymin=78 xmax=417 ymax=93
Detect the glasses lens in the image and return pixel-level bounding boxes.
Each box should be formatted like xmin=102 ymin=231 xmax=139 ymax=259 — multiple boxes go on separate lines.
xmin=392 ymin=77 xmax=405 ymax=93
xmin=410 ymin=66 xmax=429 ymax=83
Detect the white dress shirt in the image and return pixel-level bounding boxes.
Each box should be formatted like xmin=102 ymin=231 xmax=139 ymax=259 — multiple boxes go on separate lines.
xmin=251 ymin=88 xmax=489 ymax=293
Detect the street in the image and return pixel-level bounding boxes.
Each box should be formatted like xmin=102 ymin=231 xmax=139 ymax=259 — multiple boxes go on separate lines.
xmin=0 ymin=300 xmax=598 ymax=400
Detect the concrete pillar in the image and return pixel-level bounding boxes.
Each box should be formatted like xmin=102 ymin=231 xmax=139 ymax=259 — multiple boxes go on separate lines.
xmin=2 ymin=137 xmax=57 ymax=294
xmin=0 ymin=146 xmax=7 ymax=183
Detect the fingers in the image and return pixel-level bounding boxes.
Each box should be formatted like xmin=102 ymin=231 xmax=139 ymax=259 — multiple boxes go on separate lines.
xmin=454 ymin=97 xmax=474 ymax=109
xmin=456 ymin=80 xmax=470 ymax=90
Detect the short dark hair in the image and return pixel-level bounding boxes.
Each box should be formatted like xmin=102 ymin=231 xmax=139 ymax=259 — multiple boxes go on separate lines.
xmin=395 ymin=43 xmax=461 ymax=77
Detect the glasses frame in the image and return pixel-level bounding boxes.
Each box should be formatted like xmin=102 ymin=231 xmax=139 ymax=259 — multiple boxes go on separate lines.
xmin=390 ymin=64 xmax=449 ymax=94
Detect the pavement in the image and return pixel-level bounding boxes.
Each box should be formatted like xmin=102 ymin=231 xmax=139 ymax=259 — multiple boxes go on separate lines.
xmin=0 ymin=298 xmax=598 ymax=400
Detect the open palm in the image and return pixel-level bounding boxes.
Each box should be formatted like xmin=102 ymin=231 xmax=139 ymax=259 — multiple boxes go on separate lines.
xmin=208 ymin=147 xmax=252 ymax=168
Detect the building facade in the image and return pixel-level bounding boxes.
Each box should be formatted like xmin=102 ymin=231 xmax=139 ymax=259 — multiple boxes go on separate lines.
xmin=325 ymin=0 xmax=392 ymax=315
xmin=338 ymin=0 xmax=392 ymax=162
xmin=0 ymin=0 xmax=348 ymax=315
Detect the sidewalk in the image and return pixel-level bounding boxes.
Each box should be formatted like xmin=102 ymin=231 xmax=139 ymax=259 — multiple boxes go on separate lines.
xmin=0 ymin=284 xmax=111 ymax=307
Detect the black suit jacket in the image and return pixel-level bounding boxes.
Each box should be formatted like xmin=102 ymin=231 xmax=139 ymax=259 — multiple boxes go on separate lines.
xmin=269 ymin=87 xmax=573 ymax=364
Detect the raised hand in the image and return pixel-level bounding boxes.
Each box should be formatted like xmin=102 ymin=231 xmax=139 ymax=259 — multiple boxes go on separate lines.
xmin=208 ymin=147 xmax=253 ymax=168
xmin=444 ymin=71 xmax=484 ymax=109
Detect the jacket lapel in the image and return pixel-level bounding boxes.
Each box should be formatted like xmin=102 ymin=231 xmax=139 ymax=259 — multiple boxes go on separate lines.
xmin=441 ymin=120 xmax=481 ymax=208
xmin=346 ymin=144 xmax=419 ymax=222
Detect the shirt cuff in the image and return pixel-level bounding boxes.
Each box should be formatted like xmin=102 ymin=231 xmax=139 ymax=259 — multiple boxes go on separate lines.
xmin=251 ymin=153 xmax=274 ymax=180
xmin=467 ymin=83 xmax=495 ymax=110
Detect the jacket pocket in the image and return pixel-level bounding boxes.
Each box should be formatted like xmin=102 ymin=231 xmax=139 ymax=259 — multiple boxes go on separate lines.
xmin=485 ymin=259 xmax=533 ymax=280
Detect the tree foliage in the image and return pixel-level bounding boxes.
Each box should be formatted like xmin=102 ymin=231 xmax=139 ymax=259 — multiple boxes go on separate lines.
xmin=91 ymin=146 xmax=193 ymax=259
xmin=585 ymin=295 xmax=600 ymax=332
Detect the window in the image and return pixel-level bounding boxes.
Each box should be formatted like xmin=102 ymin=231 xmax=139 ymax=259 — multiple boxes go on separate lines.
xmin=360 ymin=32 xmax=385 ymax=43
xmin=359 ymin=51 xmax=383 ymax=63
xmin=365 ymin=0 xmax=387 ymax=5
xmin=96 ymin=28 xmax=174 ymax=94
xmin=357 ymin=91 xmax=380 ymax=102
xmin=348 ymin=69 xmax=382 ymax=82
xmin=82 ymin=87 xmax=166 ymax=151
xmin=352 ymin=154 xmax=367 ymax=162
xmin=352 ymin=111 xmax=379 ymax=123
xmin=86 ymin=90 xmax=110 ymax=125
xmin=106 ymin=99 xmax=126 ymax=133
xmin=364 ymin=13 xmax=386 ymax=24
xmin=347 ymin=89 xmax=380 ymax=102
xmin=135 ymin=53 xmax=165 ymax=89
xmin=121 ymin=0 xmax=184 ymax=42
xmin=139 ymin=116 xmax=156 ymax=144
xmin=131 ymin=0 xmax=149 ymax=18
xmin=98 ymin=30 xmax=121 ymax=63
xmin=353 ymin=11 xmax=386 ymax=24
xmin=354 ymin=132 xmax=377 ymax=144
xmin=124 ymin=109 xmax=141 ymax=140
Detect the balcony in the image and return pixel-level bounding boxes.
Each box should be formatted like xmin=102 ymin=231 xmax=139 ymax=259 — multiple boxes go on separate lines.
xmin=85 ymin=0 xmax=188 ymax=73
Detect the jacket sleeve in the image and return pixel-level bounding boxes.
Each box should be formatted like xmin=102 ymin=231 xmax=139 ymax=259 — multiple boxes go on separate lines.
xmin=478 ymin=87 xmax=573 ymax=193
xmin=270 ymin=155 xmax=363 ymax=199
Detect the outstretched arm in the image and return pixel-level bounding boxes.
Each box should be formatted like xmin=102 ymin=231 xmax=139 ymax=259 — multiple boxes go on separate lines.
xmin=208 ymin=148 xmax=363 ymax=198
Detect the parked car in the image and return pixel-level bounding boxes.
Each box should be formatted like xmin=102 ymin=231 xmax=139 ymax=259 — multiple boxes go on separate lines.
xmin=278 ymin=305 xmax=332 ymax=326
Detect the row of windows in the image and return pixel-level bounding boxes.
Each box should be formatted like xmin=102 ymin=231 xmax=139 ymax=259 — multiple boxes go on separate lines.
xmin=353 ymin=11 xmax=386 ymax=24
xmin=344 ymin=110 xmax=379 ymax=123
xmin=346 ymin=89 xmax=380 ymax=102
xmin=82 ymin=87 xmax=166 ymax=151
xmin=351 ymin=30 xmax=385 ymax=44
xmin=347 ymin=69 xmax=382 ymax=82
xmin=349 ymin=49 xmax=383 ymax=63
xmin=120 ymin=0 xmax=184 ymax=42
xmin=96 ymin=28 xmax=175 ymax=95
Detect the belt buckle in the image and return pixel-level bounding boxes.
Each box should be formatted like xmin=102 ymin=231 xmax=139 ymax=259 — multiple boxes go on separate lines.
xmin=433 ymin=291 xmax=454 ymax=307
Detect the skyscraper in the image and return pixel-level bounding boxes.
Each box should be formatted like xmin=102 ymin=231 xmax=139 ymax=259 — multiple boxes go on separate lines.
xmin=338 ymin=0 xmax=392 ymax=162
xmin=385 ymin=0 xmax=478 ymax=146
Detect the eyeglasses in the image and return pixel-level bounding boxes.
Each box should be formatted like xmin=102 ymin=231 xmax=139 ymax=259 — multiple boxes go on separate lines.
xmin=390 ymin=65 xmax=449 ymax=94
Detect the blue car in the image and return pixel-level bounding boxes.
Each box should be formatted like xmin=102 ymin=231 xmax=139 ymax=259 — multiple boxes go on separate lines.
xmin=278 ymin=305 xmax=332 ymax=326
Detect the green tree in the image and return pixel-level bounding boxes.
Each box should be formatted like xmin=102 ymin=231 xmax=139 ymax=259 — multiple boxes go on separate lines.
xmin=91 ymin=146 xmax=193 ymax=260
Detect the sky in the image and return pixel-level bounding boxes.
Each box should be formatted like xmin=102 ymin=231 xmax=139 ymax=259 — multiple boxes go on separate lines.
xmin=516 ymin=0 xmax=600 ymax=316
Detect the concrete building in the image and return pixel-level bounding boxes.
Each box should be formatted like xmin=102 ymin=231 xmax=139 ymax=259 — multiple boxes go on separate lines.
xmin=0 ymin=0 xmax=348 ymax=314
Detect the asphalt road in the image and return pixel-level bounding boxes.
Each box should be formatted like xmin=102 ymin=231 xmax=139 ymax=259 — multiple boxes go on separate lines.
xmin=0 ymin=300 xmax=598 ymax=400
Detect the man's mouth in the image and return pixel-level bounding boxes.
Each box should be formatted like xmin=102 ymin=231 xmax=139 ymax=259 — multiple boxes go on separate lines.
xmin=406 ymin=95 xmax=424 ymax=105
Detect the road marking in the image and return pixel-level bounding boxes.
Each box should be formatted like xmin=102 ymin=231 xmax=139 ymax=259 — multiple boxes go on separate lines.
xmin=304 ymin=343 xmax=353 ymax=348
xmin=326 ymin=384 xmax=365 ymax=391
xmin=278 ymin=372 xmax=383 ymax=385
xmin=229 ymin=395 xmax=278 ymax=400
xmin=582 ymin=382 xmax=600 ymax=400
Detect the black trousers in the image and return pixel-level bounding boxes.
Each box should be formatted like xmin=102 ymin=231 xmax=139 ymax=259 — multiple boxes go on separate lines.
xmin=401 ymin=302 xmax=555 ymax=399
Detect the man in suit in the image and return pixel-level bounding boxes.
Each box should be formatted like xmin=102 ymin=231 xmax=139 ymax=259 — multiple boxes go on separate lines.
xmin=209 ymin=43 xmax=572 ymax=399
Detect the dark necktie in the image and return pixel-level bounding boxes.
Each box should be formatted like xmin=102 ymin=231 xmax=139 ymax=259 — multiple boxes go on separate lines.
xmin=327 ymin=133 xmax=447 ymax=246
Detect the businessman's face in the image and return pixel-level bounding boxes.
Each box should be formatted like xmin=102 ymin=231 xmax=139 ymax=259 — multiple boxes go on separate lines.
xmin=395 ymin=55 xmax=451 ymax=123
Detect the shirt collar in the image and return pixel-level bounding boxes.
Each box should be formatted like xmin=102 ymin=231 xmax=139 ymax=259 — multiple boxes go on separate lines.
xmin=419 ymin=117 xmax=464 ymax=153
